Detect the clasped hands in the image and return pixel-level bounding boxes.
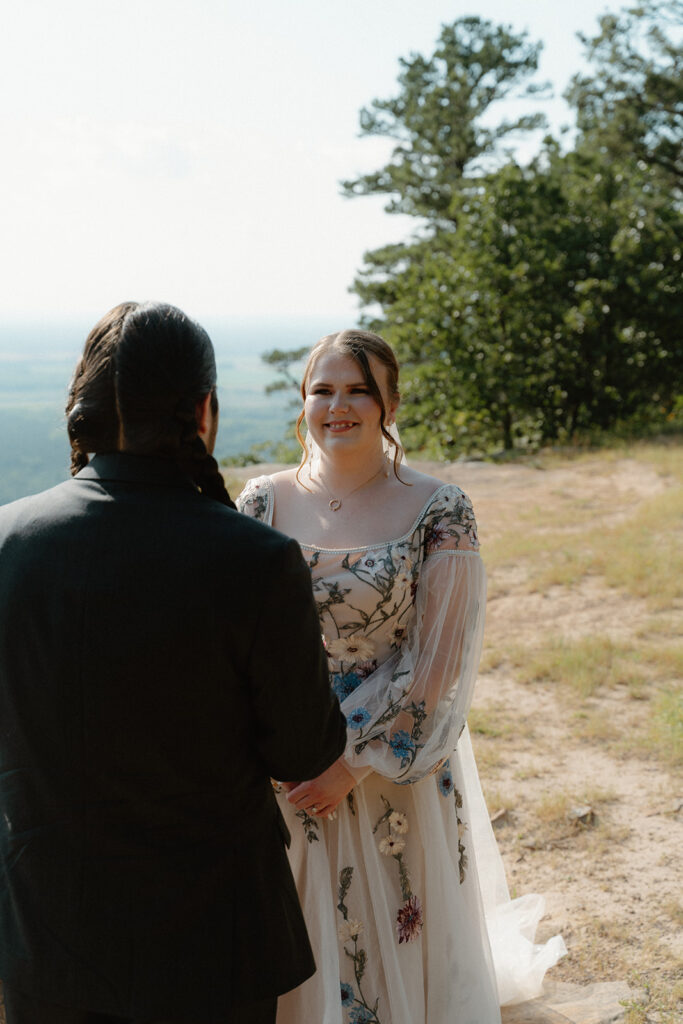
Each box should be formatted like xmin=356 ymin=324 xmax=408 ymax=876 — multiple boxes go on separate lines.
xmin=283 ymin=755 xmax=356 ymax=819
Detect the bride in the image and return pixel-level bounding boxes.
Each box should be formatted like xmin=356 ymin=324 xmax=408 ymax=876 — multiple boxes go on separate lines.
xmin=237 ymin=329 xmax=565 ymax=1024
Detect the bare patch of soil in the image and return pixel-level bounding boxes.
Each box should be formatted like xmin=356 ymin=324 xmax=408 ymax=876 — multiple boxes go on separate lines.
xmin=423 ymin=452 xmax=683 ymax=998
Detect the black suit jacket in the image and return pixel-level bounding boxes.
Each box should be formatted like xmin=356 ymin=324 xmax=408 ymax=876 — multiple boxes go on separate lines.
xmin=0 ymin=453 xmax=346 ymax=1019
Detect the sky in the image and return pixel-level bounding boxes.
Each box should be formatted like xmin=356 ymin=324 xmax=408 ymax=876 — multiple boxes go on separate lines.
xmin=0 ymin=0 xmax=616 ymax=324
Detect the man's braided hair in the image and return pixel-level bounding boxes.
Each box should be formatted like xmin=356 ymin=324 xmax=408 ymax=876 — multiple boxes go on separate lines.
xmin=66 ymin=301 xmax=235 ymax=508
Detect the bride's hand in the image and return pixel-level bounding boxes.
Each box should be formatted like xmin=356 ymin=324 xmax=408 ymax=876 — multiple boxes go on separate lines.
xmin=286 ymin=756 xmax=355 ymax=818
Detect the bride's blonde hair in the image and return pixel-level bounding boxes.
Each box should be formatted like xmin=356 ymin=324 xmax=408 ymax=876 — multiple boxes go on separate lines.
xmin=295 ymin=329 xmax=406 ymax=485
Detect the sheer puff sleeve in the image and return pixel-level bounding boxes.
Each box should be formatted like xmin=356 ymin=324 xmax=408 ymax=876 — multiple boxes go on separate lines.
xmin=342 ymin=487 xmax=486 ymax=785
xmin=235 ymin=476 xmax=273 ymax=524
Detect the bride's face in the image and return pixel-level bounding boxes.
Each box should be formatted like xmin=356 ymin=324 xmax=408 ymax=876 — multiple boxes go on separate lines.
xmin=304 ymin=351 xmax=396 ymax=458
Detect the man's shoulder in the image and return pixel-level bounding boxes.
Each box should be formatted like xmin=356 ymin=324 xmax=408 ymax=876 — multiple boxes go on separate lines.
xmin=0 ymin=479 xmax=77 ymax=528
xmin=0 ymin=477 xmax=300 ymax=566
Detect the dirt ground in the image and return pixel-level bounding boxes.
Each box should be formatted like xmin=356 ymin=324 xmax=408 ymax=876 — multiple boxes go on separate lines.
xmin=413 ymin=452 xmax=682 ymax=1010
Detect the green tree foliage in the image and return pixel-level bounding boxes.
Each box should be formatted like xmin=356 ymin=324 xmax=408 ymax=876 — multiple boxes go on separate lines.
xmin=341 ymin=17 xmax=548 ymax=223
xmin=345 ymin=4 xmax=683 ymax=454
xmin=261 ymin=346 xmax=309 ymax=399
xmin=567 ymin=0 xmax=682 ymax=193
xmin=360 ymin=146 xmax=681 ymax=454
xmin=258 ymin=5 xmax=682 ymax=457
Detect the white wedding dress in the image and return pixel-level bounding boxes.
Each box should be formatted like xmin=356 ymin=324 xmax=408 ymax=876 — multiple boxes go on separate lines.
xmin=237 ymin=478 xmax=566 ymax=1024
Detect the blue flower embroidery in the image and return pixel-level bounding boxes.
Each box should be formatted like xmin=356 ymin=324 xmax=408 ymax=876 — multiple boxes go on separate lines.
xmin=347 ymin=707 xmax=371 ymax=729
xmin=350 ymin=1007 xmax=374 ymax=1023
xmin=340 ymin=982 xmax=354 ymax=1007
xmin=333 ymin=672 xmax=362 ymax=701
xmin=438 ymin=761 xmax=454 ymax=797
xmin=390 ymin=730 xmax=416 ymax=765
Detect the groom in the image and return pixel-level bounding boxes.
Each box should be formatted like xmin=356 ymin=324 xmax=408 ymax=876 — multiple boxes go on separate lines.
xmin=0 ymin=302 xmax=347 ymax=1024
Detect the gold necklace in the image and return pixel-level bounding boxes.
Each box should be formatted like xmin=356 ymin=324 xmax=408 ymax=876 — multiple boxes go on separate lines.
xmin=315 ymin=463 xmax=387 ymax=512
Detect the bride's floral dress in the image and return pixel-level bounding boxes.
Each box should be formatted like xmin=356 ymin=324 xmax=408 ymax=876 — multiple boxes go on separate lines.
xmin=237 ymin=478 xmax=565 ymax=1024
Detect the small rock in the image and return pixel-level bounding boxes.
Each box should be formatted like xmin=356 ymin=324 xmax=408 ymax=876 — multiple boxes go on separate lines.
xmin=568 ymin=805 xmax=596 ymax=827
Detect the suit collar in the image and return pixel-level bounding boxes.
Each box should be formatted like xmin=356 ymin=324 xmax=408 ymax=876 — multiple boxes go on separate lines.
xmin=76 ymin=453 xmax=199 ymax=492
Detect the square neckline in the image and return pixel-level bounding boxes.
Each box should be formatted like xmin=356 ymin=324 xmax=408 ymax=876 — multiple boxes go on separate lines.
xmin=257 ymin=478 xmax=457 ymax=553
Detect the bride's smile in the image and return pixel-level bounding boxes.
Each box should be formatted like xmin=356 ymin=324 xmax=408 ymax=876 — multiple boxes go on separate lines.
xmin=305 ymin=350 xmax=397 ymax=460
xmin=324 ymin=420 xmax=358 ymax=432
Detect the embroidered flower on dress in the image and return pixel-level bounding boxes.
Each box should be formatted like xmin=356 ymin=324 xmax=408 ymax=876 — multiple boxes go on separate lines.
xmin=425 ymin=523 xmax=450 ymax=553
xmin=347 ymin=707 xmax=371 ymax=729
xmin=379 ymin=833 xmax=405 ymax=856
xmin=338 ymin=918 xmax=364 ymax=942
xmin=340 ymin=982 xmax=354 ymax=1007
xmin=327 ymin=636 xmax=375 ymax=663
xmin=355 ymin=659 xmax=377 ymax=679
xmin=350 ymin=1007 xmax=374 ymax=1024
xmin=437 ymin=764 xmax=454 ymax=797
xmin=332 ymin=672 xmax=362 ymax=701
xmin=389 ymin=810 xmax=409 ymax=834
xmin=389 ymin=625 xmax=407 ymax=647
xmin=389 ymin=730 xmax=416 ymax=763
xmin=396 ymin=895 xmax=423 ymax=943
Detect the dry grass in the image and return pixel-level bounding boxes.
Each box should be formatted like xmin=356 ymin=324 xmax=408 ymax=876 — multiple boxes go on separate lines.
xmin=530 ymin=786 xmax=617 ymax=839
xmin=458 ymin=439 xmax=683 ymax=1014
xmin=488 ymin=630 xmax=683 ymax=764
xmin=628 ymin=439 xmax=683 ymax=483
xmin=468 ymin=703 xmax=517 ymax=739
xmin=591 ymin=490 xmax=683 ymax=610
xmin=509 ymin=633 xmax=648 ymax=698
xmin=479 ymin=645 xmax=507 ymax=673
xmin=483 ymin=439 xmax=683 ymax=610
xmin=621 ymin=973 xmax=683 ymax=1024
xmin=480 ymin=785 xmax=517 ymax=816
xmin=535 ymin=789 xmax=574 ymax=823
xmin=571 ymin=708 xmax=623 ymax=744
xmin=645 ymin=690 xmax=683 ymax=766
xmin=662 ymin=898 xmax=683 ymax=927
